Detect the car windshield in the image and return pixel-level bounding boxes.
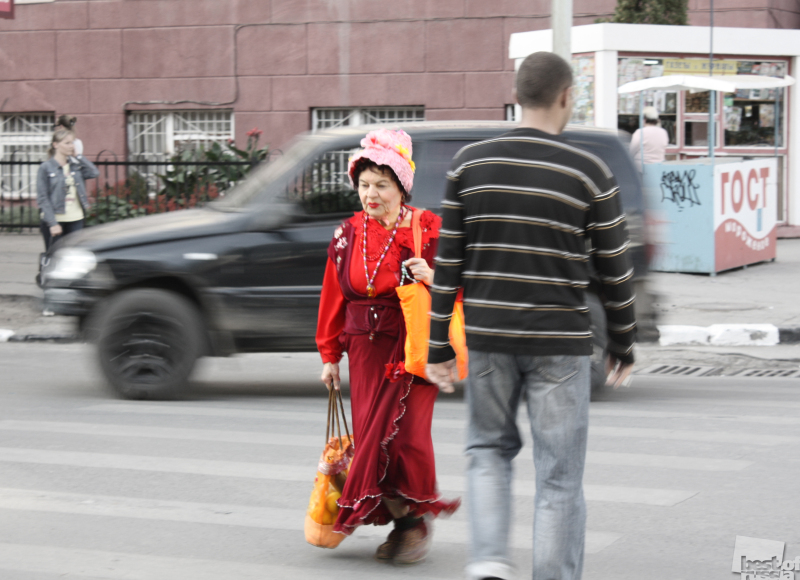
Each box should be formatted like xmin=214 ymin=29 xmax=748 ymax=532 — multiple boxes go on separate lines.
xmin=210 ymin=136 xmax=320 ymax=211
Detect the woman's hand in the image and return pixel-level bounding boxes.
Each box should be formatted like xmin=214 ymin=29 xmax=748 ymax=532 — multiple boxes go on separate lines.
xmin=321 ymin=362 xmax=341 ymax=391
xmin=50 ymin=224 xmax=63 ymax=237
xmin=404 ymin=258 xmax=434 ymax=285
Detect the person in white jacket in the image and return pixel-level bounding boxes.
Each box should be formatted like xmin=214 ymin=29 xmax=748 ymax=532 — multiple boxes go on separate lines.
xmin=629 ymin=106 xmax=669 ymax=172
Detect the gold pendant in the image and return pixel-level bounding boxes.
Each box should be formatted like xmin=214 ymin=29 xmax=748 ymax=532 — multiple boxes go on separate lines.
xmin=366 ymin=284 xmax=376 ymax=298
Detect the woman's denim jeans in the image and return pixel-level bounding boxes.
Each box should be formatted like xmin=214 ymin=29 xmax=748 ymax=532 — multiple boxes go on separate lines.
xmin=464 ymin=351 xmax=591 ymax=580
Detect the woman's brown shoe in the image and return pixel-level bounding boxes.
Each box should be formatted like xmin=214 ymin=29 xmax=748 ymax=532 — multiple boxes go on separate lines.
xmin=392 ymin=520 xmax=430 ymax=565
xmin=375 ymin=528 xmax=403 ymax=561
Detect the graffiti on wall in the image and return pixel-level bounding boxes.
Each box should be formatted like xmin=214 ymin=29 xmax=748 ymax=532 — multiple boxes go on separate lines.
xmin=660 ymin=169 xmax=702 ymax=210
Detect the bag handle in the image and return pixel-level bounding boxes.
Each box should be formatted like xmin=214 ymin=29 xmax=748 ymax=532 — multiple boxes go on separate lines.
xmin=399 ymin=209 xmax=423 ymax=287
xmin=326 ymin=386 xmax=334 ymax=445
xmin=411 ymin=208 xmax=422 ymax=259
xmin=336 ymin=388 xmax=352 ymax=445
xmin=326 ymin=383 xmax=352 ymax=448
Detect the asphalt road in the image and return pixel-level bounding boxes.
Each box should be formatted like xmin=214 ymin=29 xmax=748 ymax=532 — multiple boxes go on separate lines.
xmin=1 ymin=343 xmax=799 ymax=579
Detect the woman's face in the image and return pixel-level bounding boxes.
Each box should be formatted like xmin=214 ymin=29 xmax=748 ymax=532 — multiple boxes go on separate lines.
xmin=53 ymin=135 xmax=75 ymax=158
xmin=358 ymin=167 xmax=404 ymax=222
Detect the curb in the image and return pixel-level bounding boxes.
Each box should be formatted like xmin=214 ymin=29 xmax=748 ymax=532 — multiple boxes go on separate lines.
xmin=4 ymin=325 xmax=800 ymax=348
xmin=659 ymin=324 xmax=800 ymax=347
xmin=0 ymin=328 xmax=80 ymax=344
xmin=7 ymin=334 xmax=81 ymax=343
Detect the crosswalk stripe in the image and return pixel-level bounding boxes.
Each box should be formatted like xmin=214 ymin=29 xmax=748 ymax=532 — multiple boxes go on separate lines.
xmin=0 ymin=446 xmax=316 ymax=480
xmin=81 ymin=402 xmax=472 ymax=429
xmin=87 ymin=400 xmax=798 ymax=429
xmin=81 ymin=402 xmax=336 ymax=423
xmin=609 ymin=397 xmax=800 ymax=411
xmin=585 ymin=451 xmax=750 ymax=471
xmin=0 ymin=420 xmax=752 ymax=471
xmin=435 ymin=476 xmax=696 ymax=506
xmin=0 ymin=541 xmax=443 ymax=580
xmin=589 ymin=407 xmax=800 ymax=426
xmin=0 ymin=447 xmax=695 ymax=507
xmin=0 ymin=419 xmax=326 ymax=447
xmin=82 ymin=400 xmax=800 ymax=433
xmin=589 ymin=426 xmax=798 ymax=445
xmin=0 ymin=488 xmax=621 ymax=554
xmin=0 ymin=420 xmax=776 ymax=464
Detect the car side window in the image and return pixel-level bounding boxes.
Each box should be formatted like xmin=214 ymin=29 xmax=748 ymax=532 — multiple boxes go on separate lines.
xmin=412 ymin=140 xmax=474 ymax=210
xmin=567 ymin=138 xmax=641 ymax=212
xmin=286 ymin=147 xmax=362 ymax=218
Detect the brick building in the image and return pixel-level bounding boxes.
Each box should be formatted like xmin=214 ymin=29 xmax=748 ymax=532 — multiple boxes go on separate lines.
xmin=1 ymin=0 xmax=799 ymax=161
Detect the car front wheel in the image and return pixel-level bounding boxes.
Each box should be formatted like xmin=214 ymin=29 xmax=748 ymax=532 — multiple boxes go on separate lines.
xmin=94 ymin=289 xmax=204 ymax=400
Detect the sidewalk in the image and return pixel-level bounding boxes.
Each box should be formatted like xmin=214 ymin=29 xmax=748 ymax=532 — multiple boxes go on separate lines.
xmin=649 ymin=239 xmax=800 ymax=327
xmin=0 ymin=233 xmax=75 ymax=340
xmin=2 ymin=233 xmax=800 ymax=369
xmin=0 ymin=232 xmax=45 ymax=298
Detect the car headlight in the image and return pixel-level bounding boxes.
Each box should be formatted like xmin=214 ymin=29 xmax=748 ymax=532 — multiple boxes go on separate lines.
xmin=46 ymin=248 xmax=97 ymax=281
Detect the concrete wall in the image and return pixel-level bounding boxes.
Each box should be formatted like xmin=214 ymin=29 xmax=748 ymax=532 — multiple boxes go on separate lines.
xmin=0 ymin=0 xmax=795 ymax=158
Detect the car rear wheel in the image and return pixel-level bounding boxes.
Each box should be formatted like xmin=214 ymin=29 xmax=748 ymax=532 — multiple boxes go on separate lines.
xmin=95 ymin=289 xmax=204 ymax=400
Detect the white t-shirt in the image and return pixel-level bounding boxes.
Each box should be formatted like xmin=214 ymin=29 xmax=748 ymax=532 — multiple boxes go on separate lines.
xmin=630 ymin=125 xmax=669 ymax=168
xmin=54 ymin=163 xmax=84 ymax=222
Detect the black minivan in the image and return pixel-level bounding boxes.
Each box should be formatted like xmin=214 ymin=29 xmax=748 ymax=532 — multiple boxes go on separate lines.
xmin=42 ymin=121 xmax=654 ymax=399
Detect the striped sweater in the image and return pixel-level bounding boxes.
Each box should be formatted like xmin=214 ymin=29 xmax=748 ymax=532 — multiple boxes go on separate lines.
xmin=427 ymin=128 xmax=637 ymax=365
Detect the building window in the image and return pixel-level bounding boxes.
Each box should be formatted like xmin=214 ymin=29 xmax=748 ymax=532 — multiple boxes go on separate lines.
xmin=505 ymin=104 xmax=518 ymax=122
xmin=127 ymin=110 xmax=234 ymax=160
xmin=0 ymin=113 xmax=54 ymax=200
xmin=0 ymin=113 xmax=54 ymax=161
xmin=311 ymin=107 xmax=424 ymax=132
xmin=306 ymin=107 xmax=424 ymax=209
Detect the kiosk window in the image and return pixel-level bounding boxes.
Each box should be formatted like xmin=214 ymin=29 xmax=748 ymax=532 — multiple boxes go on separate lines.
xmin=684 ymin=121 xmax=713 ymax=147
xmin=617 ymin=57 xmax=677 ymax=145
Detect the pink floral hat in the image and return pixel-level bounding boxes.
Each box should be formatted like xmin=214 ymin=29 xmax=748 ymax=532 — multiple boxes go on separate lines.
xmin=347 ymin=129 xmax=415 ymax=194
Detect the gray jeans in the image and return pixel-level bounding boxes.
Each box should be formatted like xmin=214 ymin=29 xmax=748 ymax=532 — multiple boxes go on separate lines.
xmin=464 ymin=351 xmax=591 ymax=580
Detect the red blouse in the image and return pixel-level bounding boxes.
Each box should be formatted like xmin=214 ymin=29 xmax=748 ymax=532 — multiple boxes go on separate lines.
xmin=316 ymin=209 xmax=441 ymax=364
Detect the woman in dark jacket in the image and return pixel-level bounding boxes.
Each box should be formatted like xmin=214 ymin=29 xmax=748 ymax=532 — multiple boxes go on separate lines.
xmin=36 ymin=127 xmax=98 ymax=250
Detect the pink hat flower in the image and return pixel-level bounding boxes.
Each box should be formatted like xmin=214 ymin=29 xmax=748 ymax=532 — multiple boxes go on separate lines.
xmin=347 ymin=129 xmax=415 ymax=194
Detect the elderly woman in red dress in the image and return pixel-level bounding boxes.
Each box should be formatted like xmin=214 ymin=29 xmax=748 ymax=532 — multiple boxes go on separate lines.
xmin=316 ymin=129 xmax=459 ymax=565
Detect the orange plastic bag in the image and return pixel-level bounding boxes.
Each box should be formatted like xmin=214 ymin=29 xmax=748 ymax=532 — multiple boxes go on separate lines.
xmin=305 ymin=387 xmax=354 ymax=549
xmin=396 ymin=209 xmax=468 ymax=381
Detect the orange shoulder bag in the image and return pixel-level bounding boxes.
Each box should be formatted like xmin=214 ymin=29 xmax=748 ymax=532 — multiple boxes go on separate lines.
xmin=396 ymin=209 xmax=468 ymax=381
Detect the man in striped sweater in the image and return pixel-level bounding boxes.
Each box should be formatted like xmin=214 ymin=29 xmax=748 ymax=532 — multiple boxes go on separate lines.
xmin=425 ymin=52 xmax=636 ymax=580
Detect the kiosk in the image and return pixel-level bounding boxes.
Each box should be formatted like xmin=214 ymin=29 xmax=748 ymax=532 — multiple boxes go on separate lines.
xmin=509 ymin=23 xmax=800 ymax=231
xmin=643 ymin=157 xmax=778 ymax=274
xmin=619 ymin=74 xmax=793 ymax=274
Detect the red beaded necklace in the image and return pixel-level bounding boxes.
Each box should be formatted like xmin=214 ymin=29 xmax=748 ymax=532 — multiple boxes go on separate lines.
xmin=362 ymin=206 xmax=405 ymax=298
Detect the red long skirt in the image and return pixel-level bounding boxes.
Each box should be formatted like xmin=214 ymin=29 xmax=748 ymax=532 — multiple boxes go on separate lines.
xmin=333 ymin=331 xmax=460 ymax=535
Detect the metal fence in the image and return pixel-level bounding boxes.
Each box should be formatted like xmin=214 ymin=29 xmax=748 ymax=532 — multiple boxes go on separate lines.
xmin=0 ymin=156 xmax=253 ymax=233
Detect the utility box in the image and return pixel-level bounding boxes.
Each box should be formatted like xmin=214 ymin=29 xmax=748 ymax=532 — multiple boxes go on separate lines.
xmin=643 ymin=157 xmax=778 ymax=274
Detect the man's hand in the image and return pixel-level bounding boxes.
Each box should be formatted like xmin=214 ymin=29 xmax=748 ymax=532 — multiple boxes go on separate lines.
xmin=321 ymin=362 xmax=341 ymax=391
xmin=50 ymin=224 xmax=63 ymax=237
xmin=605 ymin=355 xmax=634 ymax=389
xmin=426 ymin=359 xmax=458 ymax=393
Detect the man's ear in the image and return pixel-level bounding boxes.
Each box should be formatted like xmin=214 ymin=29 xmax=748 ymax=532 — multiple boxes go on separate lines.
xmin=559 ymin=86 xmax=570 ymax=109
xmin=512 ymin=87 xmax=519 ymax=105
